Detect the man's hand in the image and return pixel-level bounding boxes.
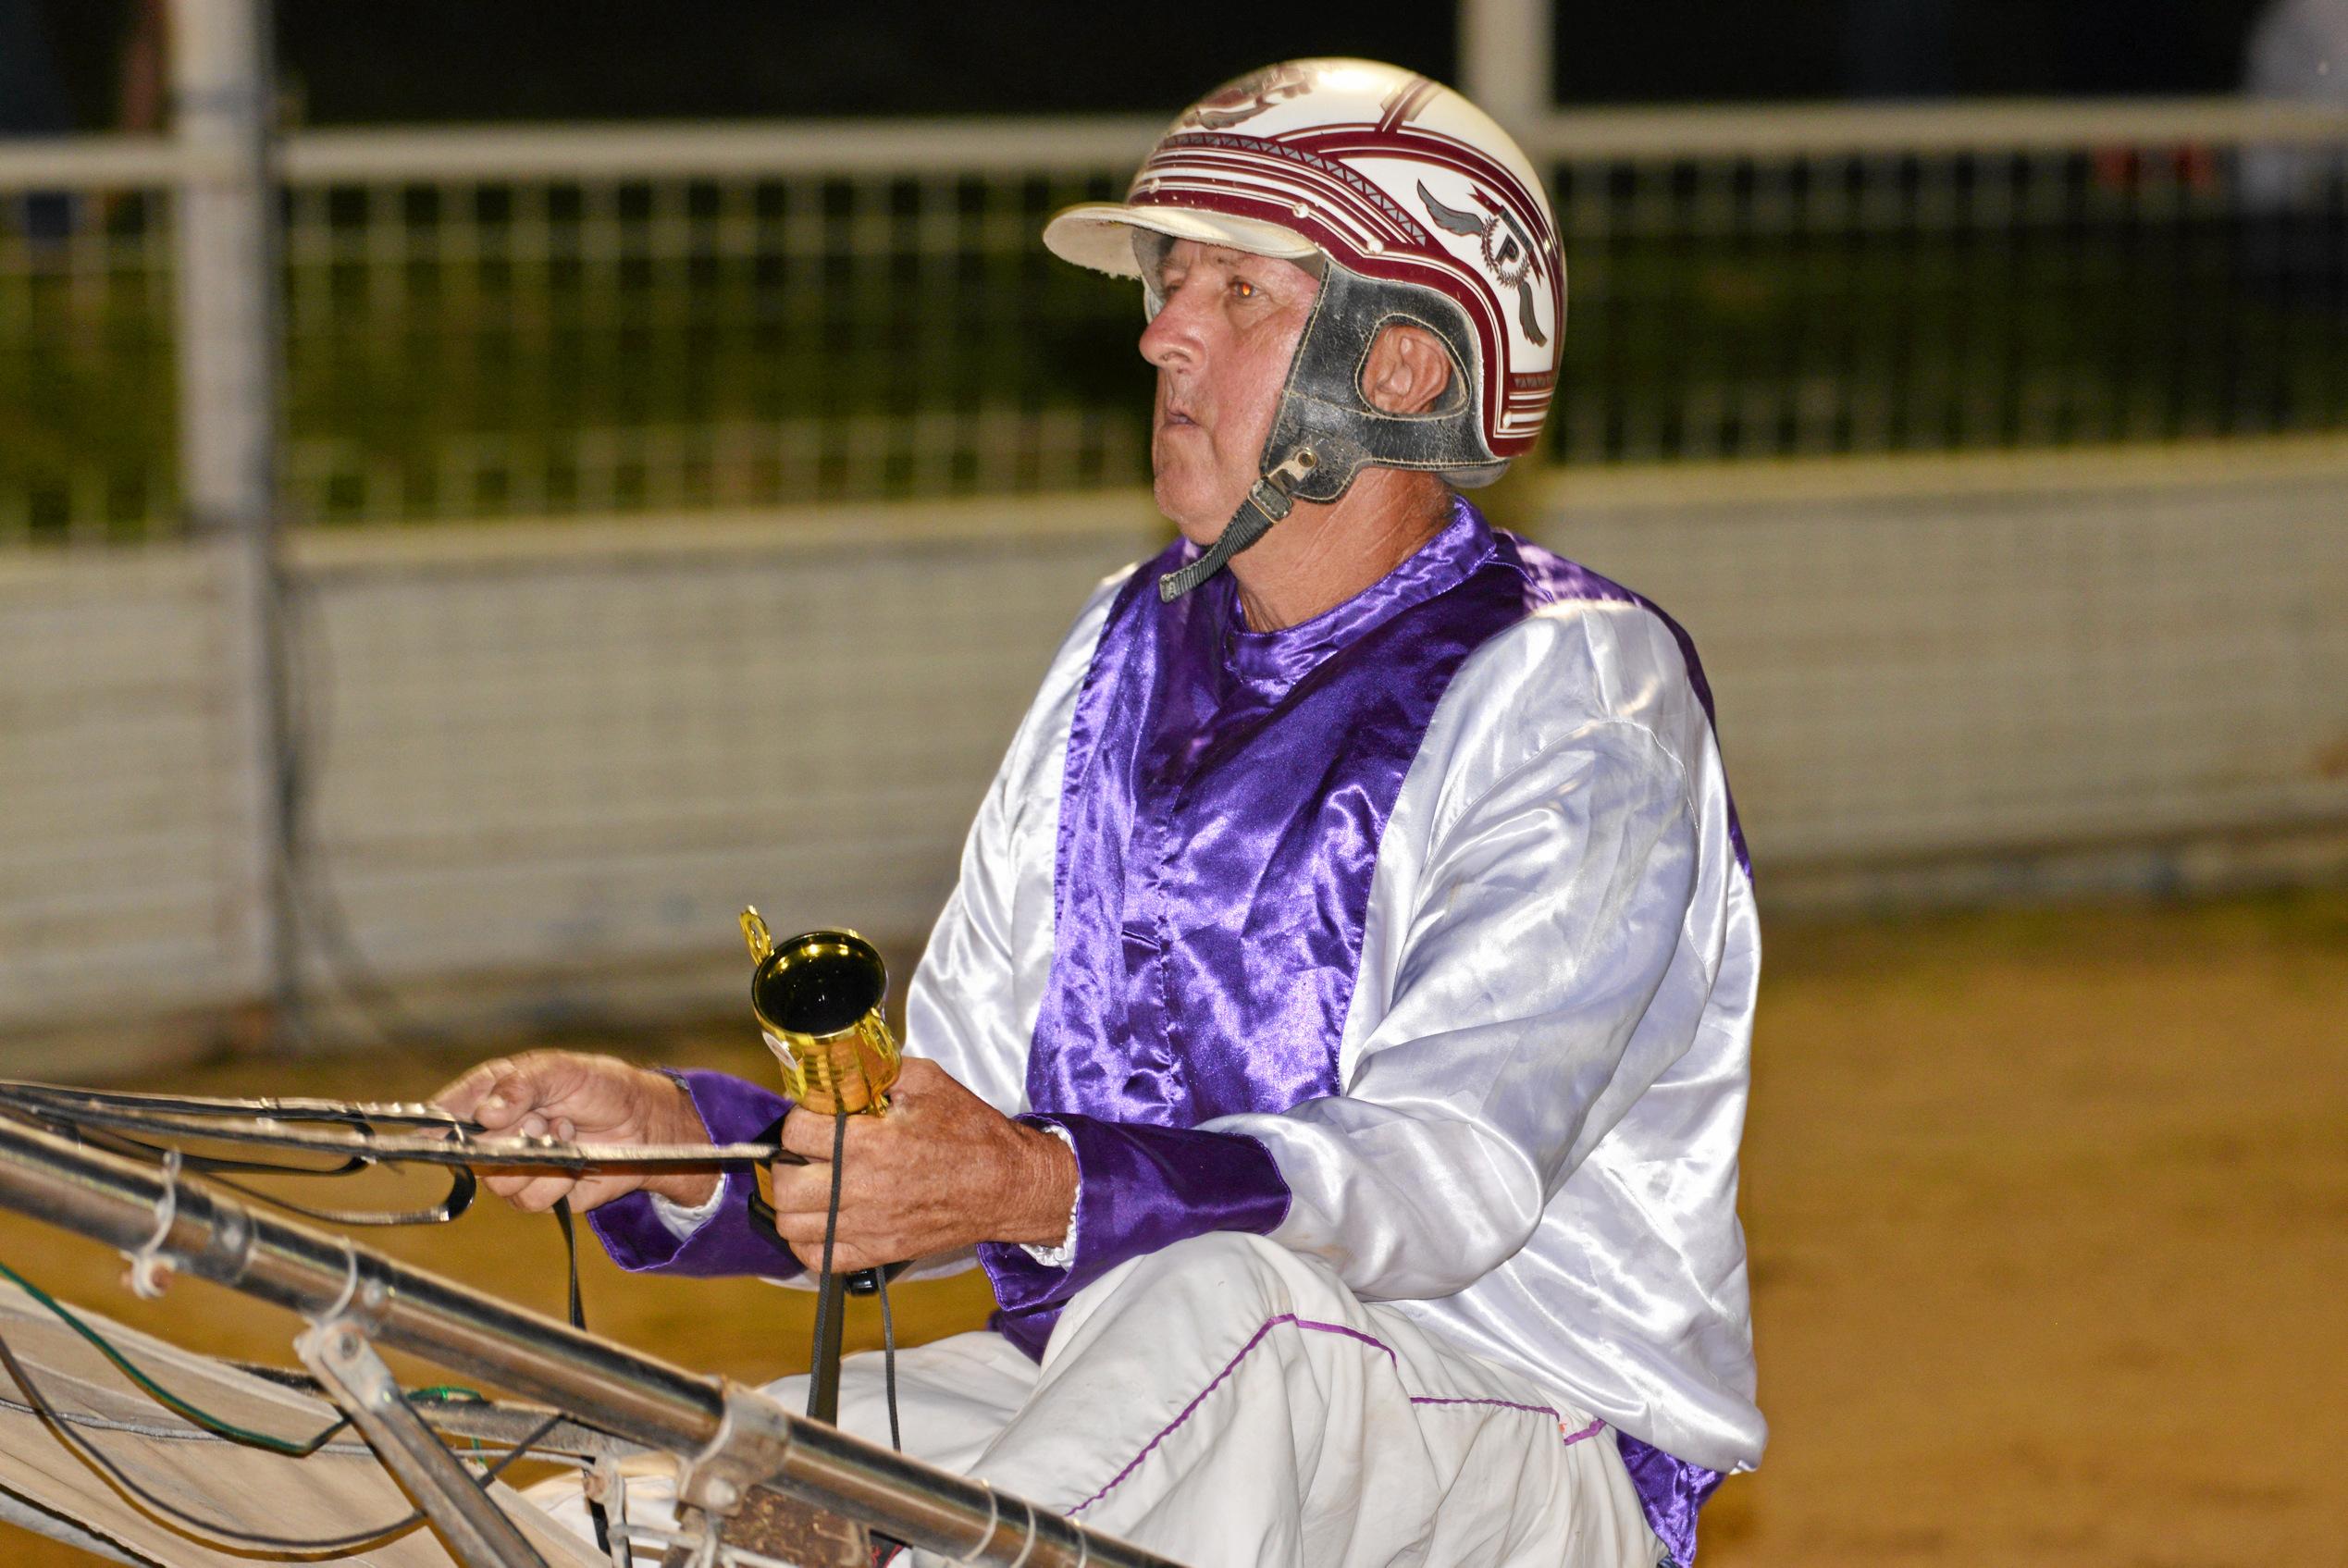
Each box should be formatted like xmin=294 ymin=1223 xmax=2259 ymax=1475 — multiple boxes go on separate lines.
xmin=430 ymin=1051 xmax=717 ymax=1215
xmin=769 ymin=1057 xmax=1078 ymax=1273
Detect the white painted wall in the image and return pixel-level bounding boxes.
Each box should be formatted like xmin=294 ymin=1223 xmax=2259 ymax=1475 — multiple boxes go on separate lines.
xmin=4 ymin=444 xmax=2343 ymax=1042
xmin=0 ymin=545 xmax=267 ymax=1028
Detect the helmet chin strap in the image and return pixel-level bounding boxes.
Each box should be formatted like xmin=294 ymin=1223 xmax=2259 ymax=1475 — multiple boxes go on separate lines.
xmin=1158 ymin=446 xmax=1318 ymax=602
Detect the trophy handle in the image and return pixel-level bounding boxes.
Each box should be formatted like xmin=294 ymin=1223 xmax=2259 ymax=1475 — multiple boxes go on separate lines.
xmin=740 ymin=907 xmax=775 ymax=964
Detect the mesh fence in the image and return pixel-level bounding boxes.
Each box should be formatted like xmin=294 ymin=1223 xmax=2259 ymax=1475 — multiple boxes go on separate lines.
xmin=1547 ymin=144 xmax=2348 ymax=461
xmin=273 ymin=169 xmax=1146 ymax=524
xmin=0 ymin=182 xmax=177 ymax=542
xmin=3 ymin=105 xmax=2345 ymax=542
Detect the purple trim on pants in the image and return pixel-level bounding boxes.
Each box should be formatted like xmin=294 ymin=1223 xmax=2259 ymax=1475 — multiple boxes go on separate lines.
xmin=980 ymin=1114 xmax=1291 ymax=1351
xmin=1066 ymin=1312 xmax=1613 ymax=1522
xmin=586 ymin=1068 xmax=800 ymax=1278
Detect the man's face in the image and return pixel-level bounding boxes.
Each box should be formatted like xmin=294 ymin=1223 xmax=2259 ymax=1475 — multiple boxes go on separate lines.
xmin=1139 ymin=240 xmax=1320 ymax=543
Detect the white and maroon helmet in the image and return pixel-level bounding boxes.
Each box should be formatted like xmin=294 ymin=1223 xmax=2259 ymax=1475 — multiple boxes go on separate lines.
xmin=1044 ymin=58 xmax=1566 ymax=598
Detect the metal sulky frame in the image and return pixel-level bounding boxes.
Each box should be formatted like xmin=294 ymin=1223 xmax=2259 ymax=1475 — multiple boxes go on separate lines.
xmin=0 ymin=1114 xmax=1180 ymax=1568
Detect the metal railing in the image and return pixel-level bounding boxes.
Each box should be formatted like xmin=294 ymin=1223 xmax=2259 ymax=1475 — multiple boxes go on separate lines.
xmin=4 ymin=98 xmax=2345 ymax=540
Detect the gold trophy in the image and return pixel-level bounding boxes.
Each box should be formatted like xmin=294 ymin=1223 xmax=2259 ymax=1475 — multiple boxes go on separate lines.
xmin=739 ymin=908 xmax=903 ymax=1426
xmin=739 ymin=910 xmax=902 ymax=1117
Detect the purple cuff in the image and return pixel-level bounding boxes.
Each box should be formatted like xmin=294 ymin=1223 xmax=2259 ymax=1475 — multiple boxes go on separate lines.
xmin=980 ymin=1115 xmax=1291 ymax=1359
xmin=1614 ymin=1433 xmax=1724 ymax=1566
xmin=587 ymin=1068 xmax=801 ymax=1278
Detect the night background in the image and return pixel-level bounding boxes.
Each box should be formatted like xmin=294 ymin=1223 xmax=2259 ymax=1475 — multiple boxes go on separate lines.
xmin=16 ymin=0 xmax=2290 ymax=129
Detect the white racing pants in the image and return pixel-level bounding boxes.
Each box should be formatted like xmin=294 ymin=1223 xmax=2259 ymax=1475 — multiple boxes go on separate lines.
xmin=536 ymin=1233 xmax=1662 ymax=1568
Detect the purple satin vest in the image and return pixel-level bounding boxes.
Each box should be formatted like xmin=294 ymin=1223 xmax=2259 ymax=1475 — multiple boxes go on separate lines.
xmin=1024 ymin=498 xmax=1536 ymax=1128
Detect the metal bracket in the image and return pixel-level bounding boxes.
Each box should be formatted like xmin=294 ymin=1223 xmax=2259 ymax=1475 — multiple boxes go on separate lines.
xmin=674 ymin=1377 xmax=792 ymax=1519
xmin=585 ymin=1456 xmax=634 ymax=1568
xmin=672 ymin=1379 xmax=866 ymax=1568
xmin=297 ymin=1316 xmax=552 ymax=1568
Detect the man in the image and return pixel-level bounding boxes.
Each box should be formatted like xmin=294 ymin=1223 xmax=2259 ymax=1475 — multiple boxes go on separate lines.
xmin=439 ymin=60 xmax=1762 ymax=1568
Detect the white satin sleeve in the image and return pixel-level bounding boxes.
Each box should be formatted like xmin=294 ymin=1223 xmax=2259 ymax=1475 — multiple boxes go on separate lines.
xmin=901 ymin=568 xmax=1135 ymax=1117
xmin=1205 ymin=708 xmax=1706 ymax=1303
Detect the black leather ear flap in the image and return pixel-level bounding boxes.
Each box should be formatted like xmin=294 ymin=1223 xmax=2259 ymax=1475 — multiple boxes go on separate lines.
xmin=1255 ymin=264 xmax=1501 ymax=505
xmin=1161 ymin=260 xmax=1509 ymax=601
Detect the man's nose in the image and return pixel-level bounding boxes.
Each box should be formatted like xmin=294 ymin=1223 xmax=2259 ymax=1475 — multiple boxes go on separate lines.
xmin=1139 ymin=283 xmax=1204 ymax=369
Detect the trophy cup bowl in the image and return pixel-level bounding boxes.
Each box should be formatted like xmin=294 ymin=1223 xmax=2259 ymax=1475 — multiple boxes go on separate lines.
xmin=741 ymin=911 xmax=900 ymax=1117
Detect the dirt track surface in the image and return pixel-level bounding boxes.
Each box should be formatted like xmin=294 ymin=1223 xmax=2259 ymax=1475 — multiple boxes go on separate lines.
xmin=0 ymin=892 xmax=2342 ymax=1566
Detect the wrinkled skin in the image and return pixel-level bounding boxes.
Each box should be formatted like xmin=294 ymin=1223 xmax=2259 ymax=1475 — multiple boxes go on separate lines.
xmin=1141 ymin=242 xmax=1322 ymax=545
xmin=430 ymin=1053 xmax=1076 ymax=1269
xmin=1141 ymin=239 xmax=1460 ymax=631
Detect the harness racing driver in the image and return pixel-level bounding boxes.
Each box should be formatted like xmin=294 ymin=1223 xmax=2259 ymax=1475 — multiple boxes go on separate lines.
xmin=437 ymin=58 xmax=1764 ymax=1568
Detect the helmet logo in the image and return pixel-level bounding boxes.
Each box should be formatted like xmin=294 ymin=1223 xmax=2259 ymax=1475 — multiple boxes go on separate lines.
xmin=1417 ymin=180 xmax=1551 ymax=347
xmin=1180 ymin=63 xmax=1316 ymax=130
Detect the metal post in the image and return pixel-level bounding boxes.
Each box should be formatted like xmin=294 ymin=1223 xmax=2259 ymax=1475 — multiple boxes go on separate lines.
xmin=298 ymin=1318 xmax=555 ymax=1568
xmin=1458 ymin=0 xmax=1554 ymax=134
xmin=170 ymin=0 xmax=295 ymax=1039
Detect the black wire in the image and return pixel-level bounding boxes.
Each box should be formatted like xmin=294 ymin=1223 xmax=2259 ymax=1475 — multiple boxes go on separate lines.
xmin=554 ymin=1195 xmax=585 ymax=1333
xmin=805 ymin=1108 xmax=849 ymax=1421
xmin=0 ymin=1093 xmax=665 ymax=1553
xmin=878 ymin=1269 xmax=901 ymax=1453
xmin=772 ymin=1113 xmax=903 ymax=1450
xmin=554 ymin=1194 xmax=616 ymax=1558
xmin=0 ymin=1313 xmax=561 ymax=1554
xmin=194 ymin=1159 xmax=475 ymax=1229
xmin=0 ymin=1256 xmax=352 ymax=1457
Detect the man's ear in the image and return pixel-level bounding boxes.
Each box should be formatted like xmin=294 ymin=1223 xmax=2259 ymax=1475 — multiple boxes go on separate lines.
xmin=1361 ymin=323 xmax=1454 ymax=415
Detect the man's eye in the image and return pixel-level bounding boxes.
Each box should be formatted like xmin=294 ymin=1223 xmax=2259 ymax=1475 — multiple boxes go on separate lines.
xmin=1231 ymin=279 xmax=1258 ymax=300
